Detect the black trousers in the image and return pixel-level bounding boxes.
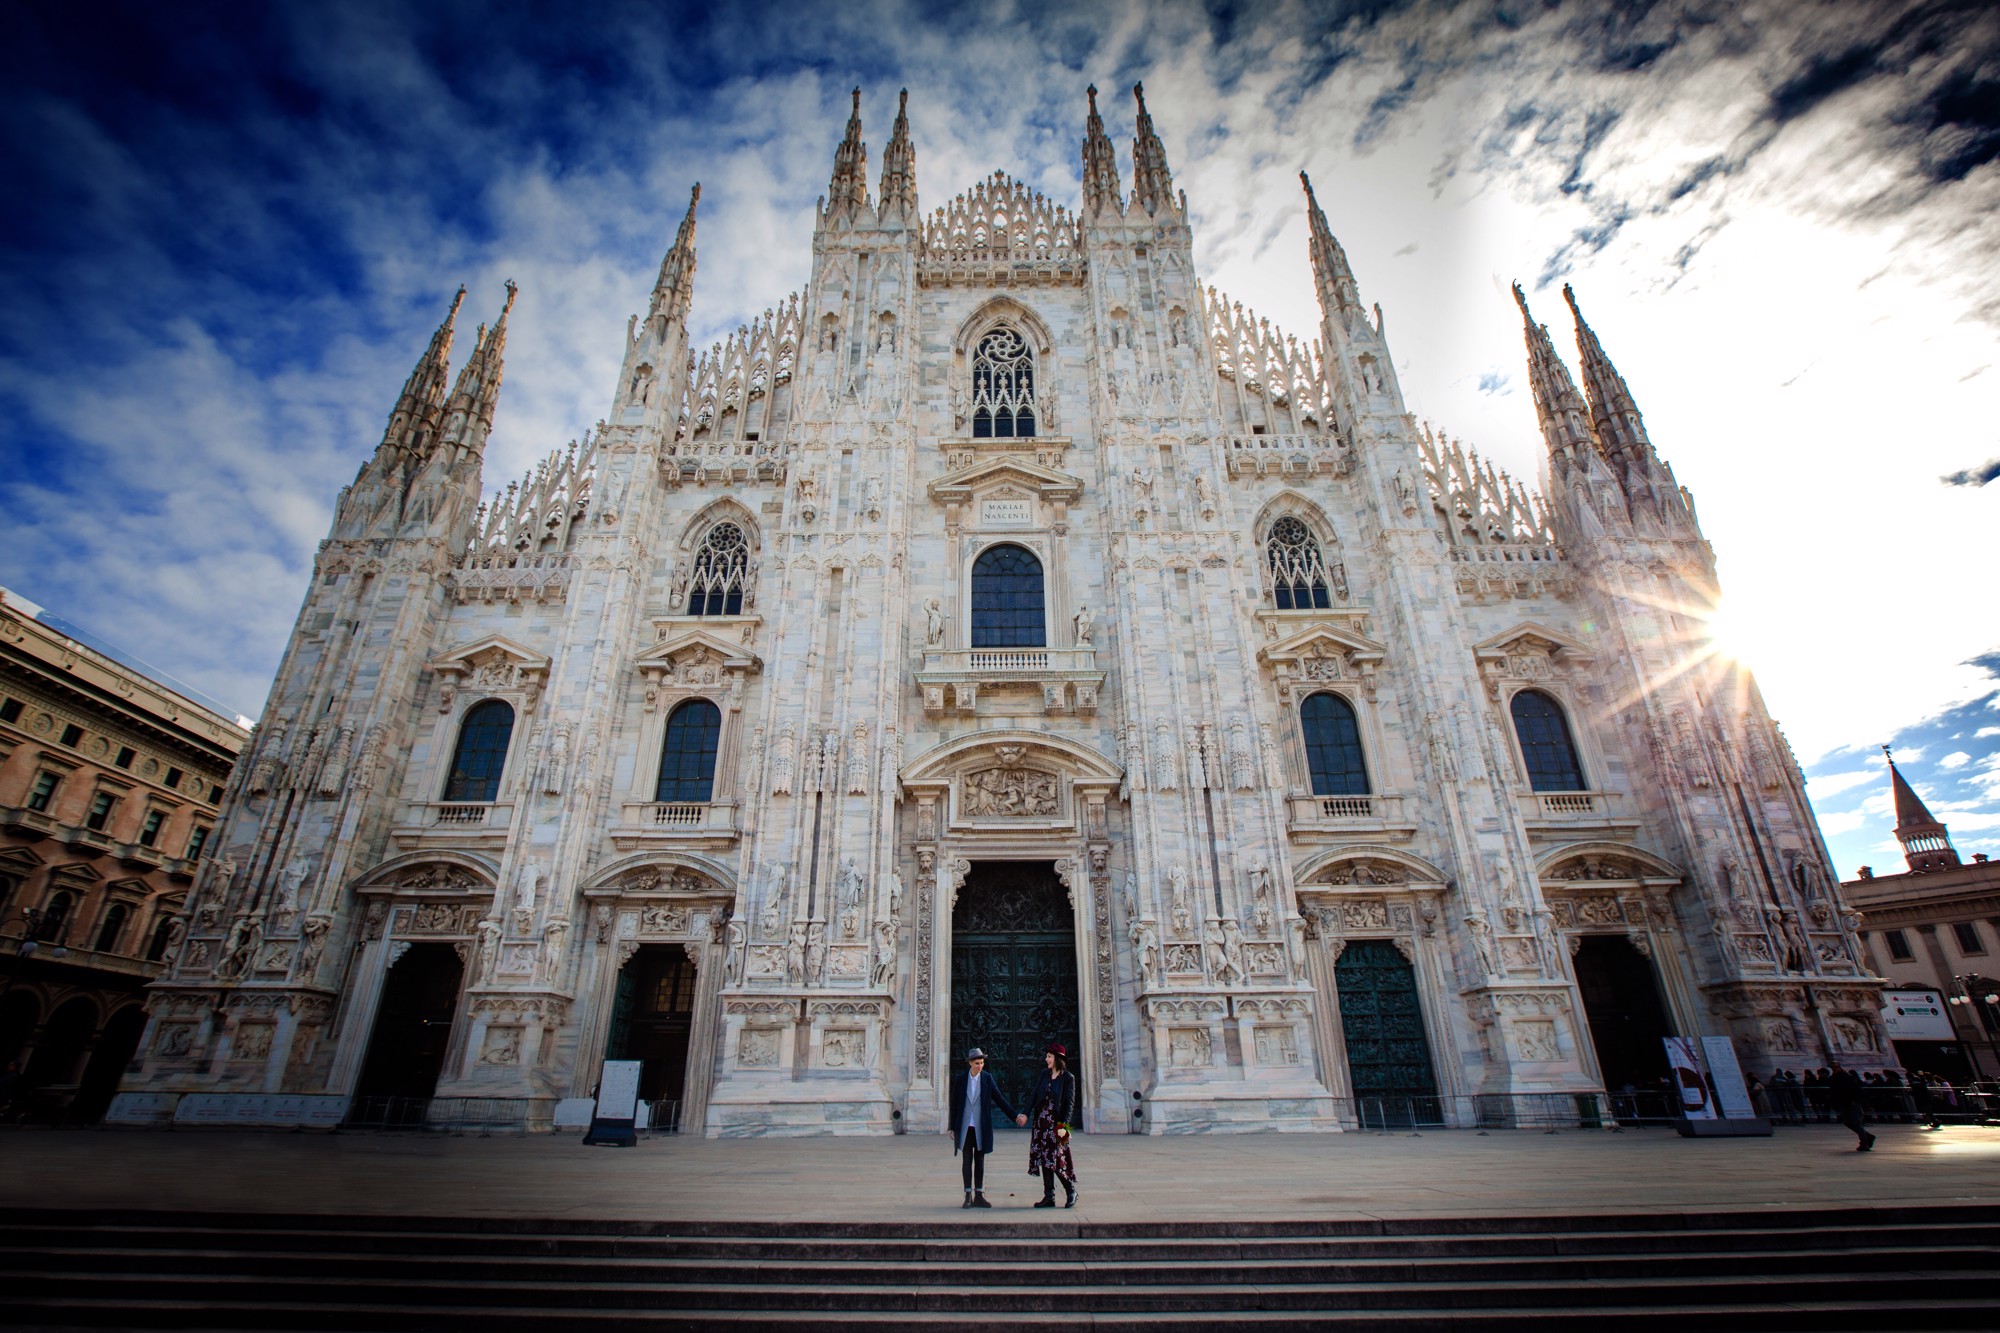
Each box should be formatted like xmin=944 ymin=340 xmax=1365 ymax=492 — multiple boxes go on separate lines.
xmin=1838 ymin=1099 xmax=1868 ymax=1139
xmin=961 ymin=1143 xmax=986 ymax=1189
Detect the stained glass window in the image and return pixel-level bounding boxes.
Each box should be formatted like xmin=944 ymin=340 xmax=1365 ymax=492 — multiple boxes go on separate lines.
xmin=1510 ymin=690 xmax=1585 ymax=792
xmin=1301 ymin=692 xmax=1370 ymax=795
xmin=1267 ymin=516 xmax=1333 ymax=609
xmin=443 ymin=700 xmax=515 ymax=802
xmin=970 ymin=544 xmax=1046 ymax=648
xmin=655 ymin=699 xmax=722 ymax=803
xmin=971 ymin=327 xmax=1035 ymax=438
xmin=686 ymin=522 xmax=749 ymax=616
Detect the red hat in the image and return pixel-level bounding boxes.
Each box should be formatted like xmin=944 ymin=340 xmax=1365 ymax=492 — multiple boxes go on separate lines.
xmin=1046 ymin=1041 xmax=1068 ymax=1057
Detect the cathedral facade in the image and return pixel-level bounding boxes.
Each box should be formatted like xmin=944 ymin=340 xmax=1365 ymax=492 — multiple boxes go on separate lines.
xmin=124 ymin=86 xmax=1887 ymax=1134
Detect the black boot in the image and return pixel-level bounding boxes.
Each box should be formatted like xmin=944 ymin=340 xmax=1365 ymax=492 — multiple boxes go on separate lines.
xmin=1063 ymin=1181 xmax=1077 ymax=1208
xmin=1034 ymin=1173 xmax=1057 ymax=1208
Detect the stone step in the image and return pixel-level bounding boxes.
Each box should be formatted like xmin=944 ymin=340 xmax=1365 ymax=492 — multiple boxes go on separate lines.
xmin=5 ymin=1268 xmax=1995 ymax=1315
xmin=6 ymin=1242 xmax=1996 ymax=1288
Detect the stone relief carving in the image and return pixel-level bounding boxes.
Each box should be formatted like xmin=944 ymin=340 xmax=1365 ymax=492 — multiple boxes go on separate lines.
xmin=961 ymin=767 xmax=1058 ymax=817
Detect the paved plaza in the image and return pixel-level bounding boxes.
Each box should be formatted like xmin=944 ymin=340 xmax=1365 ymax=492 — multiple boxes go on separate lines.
xmin=7 ymin=1122 xmax=1998 ymax=1224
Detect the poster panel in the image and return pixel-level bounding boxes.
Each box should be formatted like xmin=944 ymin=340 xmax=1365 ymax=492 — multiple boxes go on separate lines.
xmin=1700 ymin=1036 xmax=1757 ymax=1120
xmin=1882 ymin=990 xmax=1954 ymax=1041
xmin=1664 ymin=1037 xmax=1716 ymax=1119
xmin=596 ymin=1060 xmax=643 ymax=1120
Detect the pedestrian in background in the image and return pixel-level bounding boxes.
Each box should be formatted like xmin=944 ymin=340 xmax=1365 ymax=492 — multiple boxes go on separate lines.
xmin=1025 ymin=1041 xmax=1079 ymax=1208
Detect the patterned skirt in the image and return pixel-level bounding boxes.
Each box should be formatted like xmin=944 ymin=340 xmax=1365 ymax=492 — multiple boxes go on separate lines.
xmin=1026 ymin=1100 xmax=1076 ymax=1184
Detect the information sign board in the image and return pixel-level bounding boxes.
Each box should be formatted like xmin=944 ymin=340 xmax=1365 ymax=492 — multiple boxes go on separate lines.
xmin=1882 ymin=990 xmax=1954 ymax=1041
xmin=1700 ymin=1036 xmax=1757 ymax=1120
xmin=583 ymin=1059 xmax=644 ymax=1147
xmin=1664 ymin=1037 xmax=1715 ymax=1119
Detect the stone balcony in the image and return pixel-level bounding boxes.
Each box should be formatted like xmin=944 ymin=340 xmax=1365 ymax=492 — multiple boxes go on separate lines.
xmin=916 ymin=647 xmax=1103 ymax=716
xmin=388 ymin=801 xmax=516 ymax=851
xmin=1223 ymin=432 xmax=1354 ymax=480
xmin=608 ymin=801 xmax=741 ymax=851
xmin=1284 ymin=793 xmax=1418 ymax=843
xmin=1514 ymin=790 xmax=1640 ymax=840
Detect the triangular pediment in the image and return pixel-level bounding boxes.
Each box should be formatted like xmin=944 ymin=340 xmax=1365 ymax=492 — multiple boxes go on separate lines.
xmin=928 ymin=456 xmax=1083 ymax=504
xmin=426 ymin=634 xmax=551 ymax=676
xmin=0 ymin=846 xmax=45 ymax=874
xmin=1473 ymin=621 xmax=1594 ymax=664
xmin=634 ymin=629 xmax=762 ymax=675
xmin=1258 ymin=624 xmax=1387 ymax=667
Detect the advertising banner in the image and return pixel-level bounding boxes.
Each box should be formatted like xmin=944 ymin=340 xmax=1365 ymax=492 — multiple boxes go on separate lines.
xmin=1665 ymin=1037 xmax=1716 ymax=1119
xmin=1882 ymin=990 xmax=1954 ymax=1041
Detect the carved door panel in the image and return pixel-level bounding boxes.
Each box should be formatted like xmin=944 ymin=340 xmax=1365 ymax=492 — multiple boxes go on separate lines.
xmin=1335 ymin=940 xmax=1437 ymax=1111
xmin=950 ymin=862 xmax=1080 ymax=1099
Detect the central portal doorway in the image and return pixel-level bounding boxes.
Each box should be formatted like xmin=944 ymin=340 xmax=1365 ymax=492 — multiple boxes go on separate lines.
xmin=355 ymin=943 xmax=465 ymax=1102
xmin=1335 ymin=939 xmax=1439 ymax=1126
xmin=950 ymin=862 xmax=1081 ymax=1098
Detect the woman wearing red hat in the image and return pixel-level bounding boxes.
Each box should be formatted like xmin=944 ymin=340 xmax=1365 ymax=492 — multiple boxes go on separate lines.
xmin=1025 ymin=1040 xmax=1080 ymax=1208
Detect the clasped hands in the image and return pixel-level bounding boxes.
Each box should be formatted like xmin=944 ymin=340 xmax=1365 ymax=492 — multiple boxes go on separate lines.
xmin=1014 ymin=1114 xmax=1027 ymax=1126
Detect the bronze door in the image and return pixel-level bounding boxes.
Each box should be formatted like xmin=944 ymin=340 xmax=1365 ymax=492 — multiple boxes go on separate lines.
xmin=1335 ymin=939 xmax=1438 ymax=1110
xmin=950 ymin=862 xmax=1080 ymax=1096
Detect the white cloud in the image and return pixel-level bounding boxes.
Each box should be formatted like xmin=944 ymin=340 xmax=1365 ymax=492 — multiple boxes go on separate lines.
xmin=1804 ymin=768 xmax=1879 ymax=801
xmin=1815 ymin=810 xmax=1869 ymax=835
xmin=1940 ymin=751 xmax=1973 ymax=769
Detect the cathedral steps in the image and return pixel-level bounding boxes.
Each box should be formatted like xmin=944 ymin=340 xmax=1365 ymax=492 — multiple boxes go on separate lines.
xmin=1 ymin=1206 xmax=1995 ymax=1329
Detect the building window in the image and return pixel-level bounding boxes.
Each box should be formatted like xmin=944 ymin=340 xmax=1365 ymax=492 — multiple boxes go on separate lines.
xmin=95 ymin=903 xmax=130 ymax=953
xmin=138 ymin=810 xmax=165 ymax=847
xmin=442 ymin=700 xmax=516 ymax=802
xmin=686 ymin=522 xmax=750 ymax=616
xmin=60 ymin=724 xmax=84 ymax=748
xmin=208 ymin=784 xmax=223 ymax=803
xmin=185 ymin=825 xmax=210 ymax=860
xmin=1510 ymin=689 xmax=1586 ymax=792
xmin=1301 ymin=692 xmax=1370 ymax=796
xmin=26 ymin=772 xmax=59 ymax=812
xmin=86 ymin=792 xmax=117 ymax=831
xmin=0 ymin=698 xmax=22 ymax=723
xmin=1267 ymin=517 xmax=1333 ymax=610
xmin=970 ymin=327 xmax=1036 ymax=438
xmin=655 ymin=699 xmax=722 ymax=804
xmin=115 ymin=747 xmax=135 ymax=769
xmin=1953 ymin=921 xmax=1985 ymax=955
xmin=37 ymin=891 xmax=73 ymax=942
xmin=969 ymin=544 xmax=1046 ymax=648
xmin=146 ymin=916 xmax=178 ymax=961
xmin=165 ymin=767 xmax=183 ymax=789
xmin=1884 ymin=929 xmax=1913 ymax=962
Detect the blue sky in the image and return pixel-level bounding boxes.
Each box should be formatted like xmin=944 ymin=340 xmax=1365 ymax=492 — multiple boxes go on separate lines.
xmin=1 ymin=0 xmax=1995 ymax=874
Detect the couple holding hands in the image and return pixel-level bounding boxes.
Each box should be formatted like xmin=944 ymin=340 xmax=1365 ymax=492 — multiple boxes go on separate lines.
xmin=947 ymin=1041 xmax=1079 ymax=1209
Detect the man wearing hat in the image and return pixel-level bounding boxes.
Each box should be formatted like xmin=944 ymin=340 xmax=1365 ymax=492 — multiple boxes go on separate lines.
xmin=948 ymin=1047 xmax=1024 ymax=1208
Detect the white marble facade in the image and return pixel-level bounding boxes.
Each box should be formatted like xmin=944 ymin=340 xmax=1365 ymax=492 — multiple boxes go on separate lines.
xmin=125 ymin=86 xmax=1888 ymax=1134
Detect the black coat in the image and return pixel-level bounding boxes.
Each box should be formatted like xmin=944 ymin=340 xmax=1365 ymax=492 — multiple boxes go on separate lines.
xmin=947 ymin=1069 xmax=1018 ymax=1155
xmin=1026 ymin=1068 xmax=1079 ymax=1127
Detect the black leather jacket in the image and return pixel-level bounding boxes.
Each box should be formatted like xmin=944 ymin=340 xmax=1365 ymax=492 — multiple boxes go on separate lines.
xmin=1027 ymin=1069 xmax=1079 ymax=1126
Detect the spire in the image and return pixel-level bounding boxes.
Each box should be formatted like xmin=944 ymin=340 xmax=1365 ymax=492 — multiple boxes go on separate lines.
xmin=1129 ymin=82 xmax=1176 ymax=216
xmin=1886 ymin=747 xmax=1962 ymax=873
xmin=1563 ymin=284 xmax=1650 ymax=468
xmin=826 ymin=87 xmax=870 ymax=222
xmin=379 ymin=286 xmax=464 ymax=456
xmin=877 ymin=88 xmax=917 ymax=221
xmin=649 ymin=184 xmax=700 ymax=333
xmin=441 ymin=280 xmax=516 ymax=457
xmin=1082 ymin=84 xmax=1123 ymax=218
xmin=1513 ymin=283 xmax=1599 ymax=473
xmin=1300 ymin=172 xmax=1361 ymax=319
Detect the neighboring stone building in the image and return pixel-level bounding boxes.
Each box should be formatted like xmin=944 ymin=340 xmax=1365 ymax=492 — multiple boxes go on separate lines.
xmin=122 ymin=86 xmax=1886 ymax=1134
xmin=1844 ymin=753 xmax=2000 ymax=1080
xmin=0 ymin=587 xmax=248 ymax=1120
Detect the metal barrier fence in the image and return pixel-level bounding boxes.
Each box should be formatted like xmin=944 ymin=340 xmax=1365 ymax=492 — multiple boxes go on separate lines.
xmin=1757 ymin=1081 xmax=2000 ymax=1126
xmin=340 ymin=1095 xmax=686 ymax=1134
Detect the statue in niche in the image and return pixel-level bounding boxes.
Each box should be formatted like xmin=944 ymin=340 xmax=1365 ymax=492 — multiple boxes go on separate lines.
xmin=785 ymin=923 xmax=808 ymax=984
xmin=298 ymin=915 xmax=332 ymax=979
xmin=215 ymin=915 xmax=260 ymax=981
xmin=275 ymin=860 xmax=309 ymax=914
xmin=1072 ymin=605 xmax=1093 ymax=647
xmin=1169 ymin=865 xmax=1193 ymax=936
xmin=723 ymin=920 xmax=746 ymax=986
xmin=872 ymin=918 xmax=895 ymax=987
xmin=1131 ymin=918 xmax=1162 ymax=988
xmin=1131 ymin=465 xmax=1155 ymax=502
xmin=924 ymin=598 xmax=946 ymax=647
xmin=805 ymin=922 xmax=826 ymax=983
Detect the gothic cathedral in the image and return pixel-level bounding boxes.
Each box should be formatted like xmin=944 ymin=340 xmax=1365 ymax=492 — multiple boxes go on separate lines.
xmin=127 ymin=87 xmax=1887 ymax=1134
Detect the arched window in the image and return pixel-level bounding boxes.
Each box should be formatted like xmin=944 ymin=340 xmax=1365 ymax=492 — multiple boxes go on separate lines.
xmin=686 ymin=522 xmax=749 ymax=616
xmin=94 ymin=903 xmax=130 ymax=954
xmin=1267 ymin=516 xmax=1333 ymax=610
xmin=145 ymin=916 xmax=177 ymax=962
xmin=655 ymin=699 xmax=722 ymax=803
xmin=1510 ymin=690 xmax=1586 ymax=792
xmin=970 ymin=545 xmax=1046 ymax=648
xmin=38 ymin=891 xmax=74 ymax=943
xmin=1301 ymin=692 xmax=1370 ymax=796
xmin=971 ymin=327 xmax=1035 ymax=439
xmin=443 ymin=700 xmax=515 ymax=802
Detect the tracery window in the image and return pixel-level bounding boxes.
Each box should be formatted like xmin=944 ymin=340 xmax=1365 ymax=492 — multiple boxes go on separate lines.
xmin=1267 ymin=517 xmax=1333 ymax=610
xmin=443 ymin=699 xmax=515 ymax=802
xmin=1301 ymin=692 xmax=1370 ymax=796
xmin=686 ymin=521 xmax=750 ymax=616
xmin=655 ymin=699 xmax=722 ymax=804
xmin=971 ymin=327 xmax=1036 ymax=438
xmin=1510 ymin=690 xmax=1586 ymax=792
xmin=970 ymin=544 xmax=1046 ymax=648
